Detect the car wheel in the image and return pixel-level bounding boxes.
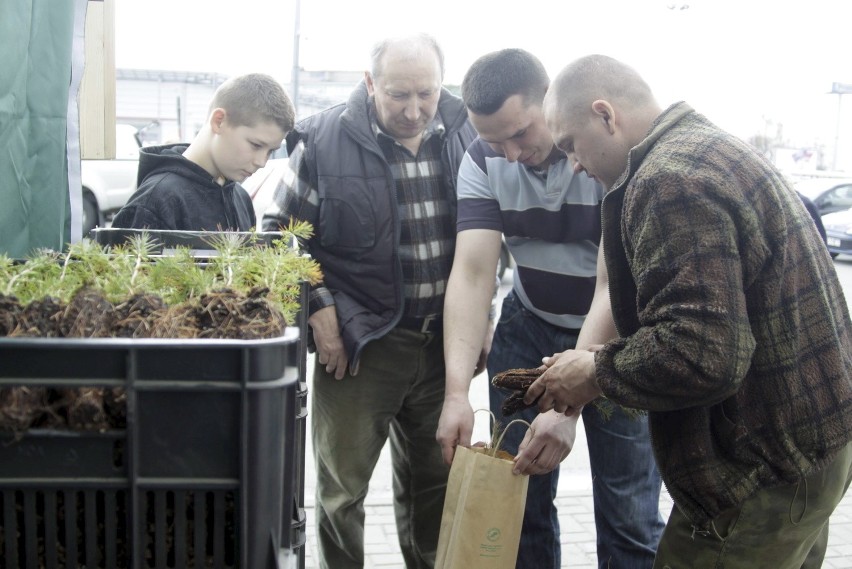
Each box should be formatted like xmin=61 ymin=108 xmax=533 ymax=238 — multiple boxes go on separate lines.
xmin=82 ymin=192 xmax=99 ymax=237
xmin=830 ymin=252 xmax=839 ymax=259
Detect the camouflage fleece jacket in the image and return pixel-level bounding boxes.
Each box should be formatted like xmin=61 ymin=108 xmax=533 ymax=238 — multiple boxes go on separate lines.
xmin=596 ymin=102 xmax=852 ymax=527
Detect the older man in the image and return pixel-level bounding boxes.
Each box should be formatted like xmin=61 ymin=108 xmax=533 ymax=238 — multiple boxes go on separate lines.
xmin=262 ymin=35 xmax=475 ymax=569
xmin=530 ymin=54 xmax=852 ymax=568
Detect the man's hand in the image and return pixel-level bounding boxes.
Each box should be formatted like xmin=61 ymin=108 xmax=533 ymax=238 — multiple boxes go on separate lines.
xmin=436 ymin=394 xmax=474 ymax=466
xmin=524 ymin=350 xmax=601 ymax=414
xmin=512 ymin=409 xmax=579 ymax=475
xmin=308 ymin=306 xmax=350 ymax=380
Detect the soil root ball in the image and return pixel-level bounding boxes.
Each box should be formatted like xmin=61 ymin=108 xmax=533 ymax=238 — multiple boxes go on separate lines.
xmin=0 ymin=294 xmax=23 ymax=337
xmin=8 ymin=296 xmax=64 ymax=337
xmin=0 ymin=386 xmax=52 ymax=434
xmin=60 ymin=287 xmax=116 ymax=338
xmin=112 ymin=293 xmax=167 ymax=338
xmin=194 ymin=287 xmax=286 ymax=339
xmin=60 ymin=387 xmax=111 ymax=431
xmin=148 ymin=303 xmax=200 ymax=339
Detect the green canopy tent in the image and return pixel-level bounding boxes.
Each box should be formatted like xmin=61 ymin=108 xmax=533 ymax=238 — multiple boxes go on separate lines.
xmin=0 ymin=0 xmax=86 ymax=258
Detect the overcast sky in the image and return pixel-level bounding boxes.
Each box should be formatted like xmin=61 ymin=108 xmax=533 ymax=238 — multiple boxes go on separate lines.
xmin=115 ymin=0 xmax=852 ymax=157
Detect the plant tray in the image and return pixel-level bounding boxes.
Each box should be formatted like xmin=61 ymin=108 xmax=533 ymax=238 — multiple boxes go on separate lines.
xmin=89 ymin=228 xmax=290 ymax=258
xmin=0 ymin=330 xmax=301 ymax=569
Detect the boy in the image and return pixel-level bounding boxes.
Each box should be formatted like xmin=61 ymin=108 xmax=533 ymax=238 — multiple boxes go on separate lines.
xmin=112 ymin=73 xmax=294 ymax=231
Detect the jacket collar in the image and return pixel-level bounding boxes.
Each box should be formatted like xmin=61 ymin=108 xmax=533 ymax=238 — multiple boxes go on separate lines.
xmin=368 ymin=103 xmax=446 ymax=145
xmin=610 ymin=101 xmax=694 ymax=195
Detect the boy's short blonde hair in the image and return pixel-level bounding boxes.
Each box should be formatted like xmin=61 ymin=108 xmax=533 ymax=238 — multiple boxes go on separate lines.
xmin=210 ymin=73 xmax=295 ymax=133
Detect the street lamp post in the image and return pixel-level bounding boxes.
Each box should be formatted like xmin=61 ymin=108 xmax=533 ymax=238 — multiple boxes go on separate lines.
xmin=291 ymin=0 xmax=301 ymax=117
xmin=831 ymin=82 xmax=852 ymax=171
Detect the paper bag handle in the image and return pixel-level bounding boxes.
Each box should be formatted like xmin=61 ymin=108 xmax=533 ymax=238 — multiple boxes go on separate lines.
xmin=473 ymin=408 xmax=532 ymax=458
xmin=492 ymin=418 xmax=532 ymax=455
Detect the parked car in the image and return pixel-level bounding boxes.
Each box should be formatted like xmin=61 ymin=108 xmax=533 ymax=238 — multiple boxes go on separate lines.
xmin=793 ymin=177 xmax=852 ymax=217
xmin=822 ymin=208 xmax=852 ymax=258
xmin=80 ymin=123 xmax=141 ymax=234
xmin=242 ymin=156 xmax=289 ymax=229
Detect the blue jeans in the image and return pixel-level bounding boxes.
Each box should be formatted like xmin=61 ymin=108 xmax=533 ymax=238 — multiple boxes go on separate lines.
xmin=488 ymin=292 xmax=665 ymax=569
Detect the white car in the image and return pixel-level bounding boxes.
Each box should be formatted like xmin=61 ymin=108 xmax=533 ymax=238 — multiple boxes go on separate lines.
xmin=80 ymin=124 xmax=141 ymax=234
xmin=242 ymin=156 xmax=290 ymax=230
xmin=822 ymin=208 xmax=852 ymax=258
xmin=793 ymin=177 xmax=852 ymax=217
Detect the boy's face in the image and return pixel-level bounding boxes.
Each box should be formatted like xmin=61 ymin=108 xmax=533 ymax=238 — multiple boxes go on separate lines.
xmin=210 ymin=114 xmax=285 ymax=183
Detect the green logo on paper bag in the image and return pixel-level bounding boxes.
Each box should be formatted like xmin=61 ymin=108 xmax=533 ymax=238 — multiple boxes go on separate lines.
xmin=480 ymin=528 xmax=503 ymax=557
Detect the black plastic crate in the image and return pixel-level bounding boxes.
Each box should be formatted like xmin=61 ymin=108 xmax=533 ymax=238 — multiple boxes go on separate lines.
xmin=0 ymin=331 xmax=301 ymax=569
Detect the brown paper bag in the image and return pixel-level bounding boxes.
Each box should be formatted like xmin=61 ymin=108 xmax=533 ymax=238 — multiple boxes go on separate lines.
xmin=435 ymin=420 xmax=529 ymax=569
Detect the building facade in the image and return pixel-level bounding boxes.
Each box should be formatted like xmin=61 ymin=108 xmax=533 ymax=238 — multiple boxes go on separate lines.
xmin=115 ymin=68 xmax=363 ymax=146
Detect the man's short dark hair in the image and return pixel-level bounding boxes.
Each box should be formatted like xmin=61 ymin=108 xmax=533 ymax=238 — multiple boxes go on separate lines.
xmin=462 ymin=49 xmax=549 ymax=115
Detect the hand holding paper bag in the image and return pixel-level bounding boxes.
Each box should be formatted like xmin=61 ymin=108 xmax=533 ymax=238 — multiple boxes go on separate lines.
xmin=435 ymin=417 xmax=530 ymax=569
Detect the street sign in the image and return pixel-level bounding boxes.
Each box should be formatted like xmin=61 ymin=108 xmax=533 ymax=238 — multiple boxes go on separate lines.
xmin=831 ymin=83 xmax=852 ymax=94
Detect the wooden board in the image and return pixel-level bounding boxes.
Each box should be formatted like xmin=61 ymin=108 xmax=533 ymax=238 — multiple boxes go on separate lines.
xmin=79 ymin=0 xmax=115 ymax=159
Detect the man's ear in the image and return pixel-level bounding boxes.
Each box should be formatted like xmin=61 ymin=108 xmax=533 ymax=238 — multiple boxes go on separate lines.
xmin=591 ymin=100 xmax=616 ymax=134
xmin=210 ymin=108 xmax=227 ymax=133
xmin=364 ymin=71 xmax=375 ymax=96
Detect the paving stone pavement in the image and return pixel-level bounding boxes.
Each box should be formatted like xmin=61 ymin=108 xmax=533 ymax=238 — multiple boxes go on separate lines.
xmin=303 ymin=492 xmax=851 ymax=568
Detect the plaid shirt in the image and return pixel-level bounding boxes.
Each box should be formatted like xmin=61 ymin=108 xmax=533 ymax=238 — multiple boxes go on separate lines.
xmin=372 ymin=114 xmax=453 ymax=319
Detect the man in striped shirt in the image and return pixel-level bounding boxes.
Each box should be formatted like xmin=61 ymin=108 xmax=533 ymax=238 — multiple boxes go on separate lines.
xmin=437 ymin=49 xmax=664 ymax=568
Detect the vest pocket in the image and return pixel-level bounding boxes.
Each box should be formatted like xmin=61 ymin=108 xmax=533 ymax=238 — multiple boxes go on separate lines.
xmin=317 ymin=177 xmax=377 ymax=250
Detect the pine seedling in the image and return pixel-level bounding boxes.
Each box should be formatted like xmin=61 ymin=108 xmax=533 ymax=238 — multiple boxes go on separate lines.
xmin=0 ymin=254 xmax=18 ymax=296
xmin=3 ymin=249 xmax=63 ymax=304
xmin=205 ymin=232 xmax=253 ymax=288
xmin=487 ymin=417 xmax=504 ymax=456
xmin=59 ymin=239 xmax=114 ymax=298
xmin=282 ymin=218 xmax=315 ymax=245
xmin=486 ymin=416 xmax=531 ymax=458
xmin=238 ymin=239 xmax=322 ymax=323
xmin=145 ymin=247 xmax=215 ymax=306
xmin=201 ymin=228 xmax=322 ymax=324
xmin=105 ymin=232 xmax=160 ymax=298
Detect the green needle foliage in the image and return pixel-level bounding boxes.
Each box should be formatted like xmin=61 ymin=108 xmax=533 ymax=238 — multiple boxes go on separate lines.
xmin=2 ymin=248 xmax=65 ymax=303
xmin=110 ymin=231 xmax=159 ymax=293
xmin=144 ymin=247 xmax=214 ymax=306
xmin=0 ymin=224 xmax=322 ymax=330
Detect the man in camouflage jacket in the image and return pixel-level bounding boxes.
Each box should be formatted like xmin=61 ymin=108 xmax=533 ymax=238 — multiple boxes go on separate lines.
xmin=531 ymin=54 xmax=852 ymax=568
